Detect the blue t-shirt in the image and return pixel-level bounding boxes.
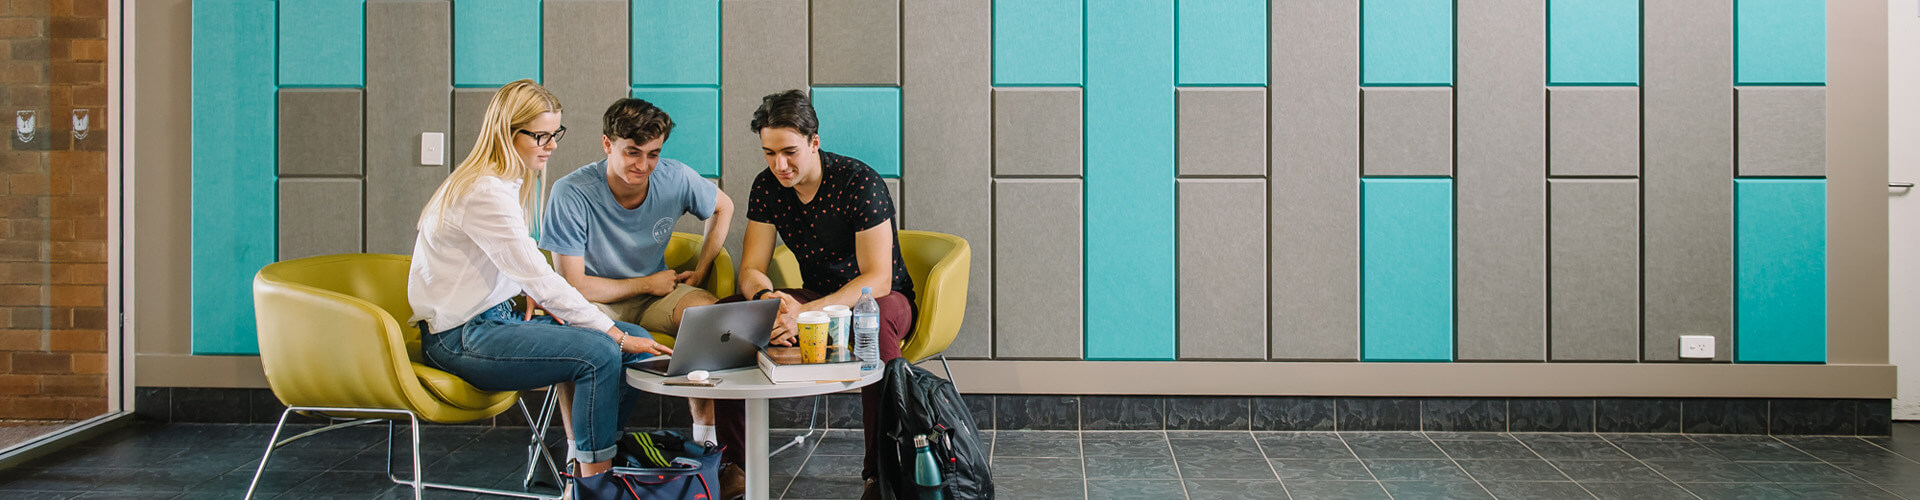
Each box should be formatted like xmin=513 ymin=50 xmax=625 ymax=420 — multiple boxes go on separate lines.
xmin=540 ymin=159 xmax=718 ymax=280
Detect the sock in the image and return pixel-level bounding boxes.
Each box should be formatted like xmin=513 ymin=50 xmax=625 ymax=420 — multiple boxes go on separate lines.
xmin=693 ymin=424 xmax=716 ymax=444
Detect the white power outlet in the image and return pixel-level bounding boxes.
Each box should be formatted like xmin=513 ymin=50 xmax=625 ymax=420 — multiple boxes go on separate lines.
xmin=1680 ymin=335 xmax=1715 ymax=359
xmin=420 ymin=132 xmax=445 ymax=166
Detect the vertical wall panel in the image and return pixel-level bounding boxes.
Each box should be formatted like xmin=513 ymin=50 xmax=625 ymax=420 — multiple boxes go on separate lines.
xmin=1548 ymin=87 xmax=1641 ymax=177
xmin=1735 ymin=0 xmax=1826 ymax=84
xmin=450 ymin=87 xmax=496 ymax=172
xmin=904 ymin=0 xmax=993 ymax=357
xmin=992 ymin=88 xmax=1082 ymax=177
xmin=279 ymin=179 xmax=365 ymax=260
xmin=543 ymin=0 xmax=629 ymax=185
xmin=365 ymin=0 xmax=452 ymax=254
xmin=1176 ymin=0 xmax=1266 ymax=86
xmin=1361 ymin=88 xmax=1453 ymax=177
xmin=1736 ymin=179 xmax=1827 ymax=363
xmin=882 ymin=179 xmax=903 ymax=228
xmin=190 ymin=0 xmax=277 ymax=354
xmin=632 ymin=0 xmax=719 ymax=86
xmin=995 ymin=180 xmax=1083 ymax=359
xmin=1179 ymin=180 xmax=1268 ymax=360
xmin=631 ymin=88 xmax=722 ymax=178
xmin=721 ymin=0 xmax=809 ymax=255
xmin=454 ymin=0 xmax=543 ymax=86
xmin=810 ymin=87 xmax=902 ymax=177
xmin=1549 ymin=179 xmax=1641 ymax=361
xmin=1456 ymin=0 xmax=1546 ymax=361
xmin=992 ymin=0 xmax=1082 ymax=86
xmin=1360 ymin=0 xmax=1454 ymax=85
xmin=1547 ymin=0 xmax=1640 ymax=85
xmin=810 ymin=0 xmax=900 ymax=85
xmin=1736 ymin=87 xmax=1827 ymax=177
xmin=1085 ymin=0 xmax=1175 ymax=360
xmin=1270 ymin=0 xmax=1360 ymax=361
xmin=1644 ymin=0 xmax=1734 ymax=361
xmin=278 ymin=0 xmax=365 ymax=87
xmin=1176 ymin=87 xmax=1266 ymax=177
xmin=278 ymin=89 xmax=364 ymax=177
xmin=1361 ymin=178 xmax=1454 ymax=362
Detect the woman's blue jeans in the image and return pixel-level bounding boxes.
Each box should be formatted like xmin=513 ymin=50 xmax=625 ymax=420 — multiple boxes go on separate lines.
xmin=422 ymin=301 xmax=653 ymax=463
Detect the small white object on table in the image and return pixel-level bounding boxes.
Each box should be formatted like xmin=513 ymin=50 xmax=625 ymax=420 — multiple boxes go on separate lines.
xmin=627 ymin=365 xmax=882 ymax=500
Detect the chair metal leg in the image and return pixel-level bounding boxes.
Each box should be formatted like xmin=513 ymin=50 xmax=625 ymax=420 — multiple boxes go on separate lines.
xmin=242 ymin=407 xmax=296 ymax=500
xmin=519 ymin=392 xmax=564 ymax=489
xmin=938 ymin=354 xmax=955 ymax=381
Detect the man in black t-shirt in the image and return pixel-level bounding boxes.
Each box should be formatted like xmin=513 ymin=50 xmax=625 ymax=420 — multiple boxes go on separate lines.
xmin=714 ymin=90 xmax=916 ymax=500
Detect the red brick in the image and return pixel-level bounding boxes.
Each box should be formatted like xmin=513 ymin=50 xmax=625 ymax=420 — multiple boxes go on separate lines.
xmin=69 ymin=85 xmax=104 ymax=107
xmin=3 ymin=196 xmax=48 ymax=218
xmin=47 ymin=329 xmax=98 ymax=352
xmin=68 ymin=39 xmax=104 ymax=62
xmin=37 ymin=374 xmax=100 ymax=396
xmin=69 ymin=352 xmax=102 ymax=374
xmin=47 ymin=17 xmax=99 ymax=39
xmin=49 ymin=241 xmax=101 ymax=262
xmin=0 ymin=18 xmax=43 ymax=38
xmin=48 ymin=285 xmax=98 ymax=306
xmin=0 ymin=285 xmax=45 ymax=306
xmin=69 ymin=396 xmax=104 ymax=417
xmin=48 ymin=196 xmax=97 ymax=217
xmin=51 ymin=263 xmax=102 ymax=284
xmin=48 ymin=62 xmax=101 ymax=84
xmin=0 ymin=375 xmax=37 ymax=396
xmin=0 ymin=354 xmax=14 ymax=373
xmin=69 ymin=217 xmax=103 ymax=241
xmin=48 ymin=0 xmax=70 ymax=16
xmin=50 ymin=151 xmax=101 ymax=175
xmin=6 ymin=306 xmax=52 ymax=329
xmin=2 ymin=262 xmax=49 ymax=284
xmin=44 ymin=219 xmax=71 ymax=241
xmin=0 ymin=330 xmax=39 ymax=350
xmin=72 ymin=0 xmax=106 ymax=18
xmin=5 ymin=62 xmax=47 ymax=84
xmin=7 ymin=396 xmax=73 ymax=419
xmin=65 ymin=174 xmax=105 ymax=197
xmin=0 ymin=240 xmax=46 ymax=263
xmin=46 ymin=38 xmax=68 ymax=61
xmin=8 ymin=174 xmax=51 ymax=196
xmin=19 ymin=0 xmax=53 ymax=16
xmin=2 ymin=152 xmax=47 ymax=174
xmin=12 ymin=352 xmax=67 ymax=373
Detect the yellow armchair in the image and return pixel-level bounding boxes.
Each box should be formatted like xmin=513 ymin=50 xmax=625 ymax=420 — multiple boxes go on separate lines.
xmin=251 ymin=254 xmax=556 ymax=499
xmin=768 ymin=230 xmax=971 ymax=370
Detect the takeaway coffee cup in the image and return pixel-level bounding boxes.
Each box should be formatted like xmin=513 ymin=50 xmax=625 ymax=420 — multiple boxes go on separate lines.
xmin=822 ymin=305 xmax=852 ymax=362
xmin=797 ymin=311 xmax=830 ymax=364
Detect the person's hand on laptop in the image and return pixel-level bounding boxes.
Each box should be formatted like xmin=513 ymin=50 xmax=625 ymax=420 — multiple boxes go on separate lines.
xmin=766 ymin=291 xmax=802 ymax=346
xmin=609 ymin=326 xmax=673 ymax=355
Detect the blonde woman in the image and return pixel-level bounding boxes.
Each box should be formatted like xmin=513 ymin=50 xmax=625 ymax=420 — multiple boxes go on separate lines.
xmin=406 ymin=80 xmax=669 ymax=485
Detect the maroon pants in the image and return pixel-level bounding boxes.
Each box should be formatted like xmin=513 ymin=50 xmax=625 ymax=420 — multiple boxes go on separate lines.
xmin=713 ymin=288 xmax=914 ymax=478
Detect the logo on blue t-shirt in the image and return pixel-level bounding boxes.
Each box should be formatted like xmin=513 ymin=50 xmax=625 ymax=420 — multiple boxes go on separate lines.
xmin=651 ymin=217 xmax=674 ymax=245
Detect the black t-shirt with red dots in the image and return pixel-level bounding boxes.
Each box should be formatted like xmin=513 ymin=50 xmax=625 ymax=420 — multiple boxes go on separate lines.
xmin=747 ymin=151 xmax=915 ymax=302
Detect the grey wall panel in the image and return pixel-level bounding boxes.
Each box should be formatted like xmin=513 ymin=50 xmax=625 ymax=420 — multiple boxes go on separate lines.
xmin=810 ymin=0 xmax=900 ymax=85
xmin=1456 ymin=0 xmax=1546 ymax=361
xmin=364 ymin=0 xmax=451 ymax=254
xmin=1178 ymin=179 xmax=1268 ymax=360
xmin=994 ymin=179 xmax=1082 ymax=359
xmin=992 ymin=88 xmax=1082 ymax=177
xmin=450 ymin=87 xmax=496 ymax=174
xmin=1549 ymin=87 xmax=1641 ymax=177
xmin=904 ymin=0 xmax=992 ymax=358
xmin=543 ymin=0 xmax=629 ymax=186
xmin=278 ymin=88 xmax=363 ymax=177
xmin=278 ymin=178 xmax=364 ymax=260
xmin=883 ymin=178 xmax=903 ymax=228
xmin=1177 ymin=87 xmax=1266 ymax=177
xmin=1361 ymin=87 xmax=1453 ymax=177
xmin=722 ymin=0 xmax=809 ymax=257
xmin=1549 ymin=179 xmax=1641 ymax=361
xmin=1270 ymin=0 xmax=1360 ymax=361
xmin=1644 ymin=0 xmax=1733 ymax=361
xmin=1736 ymin=87 xmax=1826 ymax=177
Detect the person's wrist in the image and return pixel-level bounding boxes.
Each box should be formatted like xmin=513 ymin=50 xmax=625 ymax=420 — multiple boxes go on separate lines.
xmin=752 ymin=289 xmax=772 ymax=301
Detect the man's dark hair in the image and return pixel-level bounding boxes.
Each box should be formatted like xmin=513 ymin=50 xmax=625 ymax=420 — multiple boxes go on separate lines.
xmin=602 ymin=98 xmax=674 ymax=145
xmin=748 ymin=89 xmax=819 ymax=137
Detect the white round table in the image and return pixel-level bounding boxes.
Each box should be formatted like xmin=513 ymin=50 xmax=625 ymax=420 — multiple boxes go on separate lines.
xmin=627 ymin=366 xmax=882 ymax=500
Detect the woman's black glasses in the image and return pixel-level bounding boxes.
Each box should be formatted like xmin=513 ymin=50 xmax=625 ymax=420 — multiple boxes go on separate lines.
xmin=515 ymin=126 xmax=566 ymax=147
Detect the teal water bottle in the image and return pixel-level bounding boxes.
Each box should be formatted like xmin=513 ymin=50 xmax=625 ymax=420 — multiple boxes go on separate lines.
xmin=913 ymin=434 xmax=945 ymax=500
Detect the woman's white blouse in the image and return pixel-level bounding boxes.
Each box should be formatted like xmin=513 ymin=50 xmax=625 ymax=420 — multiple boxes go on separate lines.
xmin=407 ymin=176 xmax=616 ymax=334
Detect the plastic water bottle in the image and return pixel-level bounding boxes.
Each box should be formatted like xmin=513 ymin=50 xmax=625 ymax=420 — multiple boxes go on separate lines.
xmin=853 ymin=287 xmax=881 ymax=372
xmin=913 ymin=434 xmax=945 ymax=500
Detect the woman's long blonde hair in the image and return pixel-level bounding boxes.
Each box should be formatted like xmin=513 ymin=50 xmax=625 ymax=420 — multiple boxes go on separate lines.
xmin=418 ymin=79 xmax=562 ymax=228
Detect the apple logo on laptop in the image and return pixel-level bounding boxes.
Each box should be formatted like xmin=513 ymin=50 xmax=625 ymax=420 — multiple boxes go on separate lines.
xmin=720 ymin=330 xmax=732 ymax=343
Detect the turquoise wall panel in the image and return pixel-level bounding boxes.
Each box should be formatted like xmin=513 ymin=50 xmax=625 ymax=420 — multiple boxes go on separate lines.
xmin=1548 ymin=0 xmax=1639 ymax=85
xmin=279 ymin=0 xmax=365 ymax=87
xmin=1736 ymin=179 xmax=1827 ymax=363
xmin=1736 ymin=0 xmax=1826 ymax=84
xmin=992 ymin=0 xmax=1083 ymax=85
xmin=1176 ymin=0 xmax=1266 ymax=86
xmin=631 ymin=87 xmax=721 ymax=178
xmin=632 ymin=0 xmax=720 ymax=86
xmin=193 ymin=0 xmax=278 ymax=355
xmin=453 ymin=0 xmax=542 ymax=86
xmin=1361 ymin=0 xmax=1454 ymax=86
xmin=1361 ymin=178 xmax=1454 ymax=362
xmin=810 ymin=87 xmax=902 ymax=178
xmin=1084 ymin=0 xmax=1176 ymax=360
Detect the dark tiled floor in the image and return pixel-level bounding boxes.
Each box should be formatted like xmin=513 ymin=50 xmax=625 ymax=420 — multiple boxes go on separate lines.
xmin=5 ymin=423 xmax=1920 ymax=499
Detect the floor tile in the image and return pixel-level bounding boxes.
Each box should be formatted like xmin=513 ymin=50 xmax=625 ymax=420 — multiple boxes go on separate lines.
xmin=1169 ymin=437 xmax=1264 ymax=459
xmin=1086 ymin=479 xmax=1185 ymax=500
xmin=1550 ymin=460 xmax=1669 ymax=483
xmin=1778 ymin=483 xmax=1904 ymax=499
xmin=1080 ymin=438 xmax=1173 ymax=459
xmin=994 ymin=478 xmax=1086 ymax=500
xmin=1478 ymin=481 xmax=1595 ymax=500
xmin=1607 ymin=440 xmax=1726 ymax=461
xmin=1083 ymin=457 xmax=1179 ymax=479
xmin=1380 ymin=481 xmax=1495 ymax=499
xmin=992 ymin=437 xmax=1083 ymax=458
xmin=1254 ymin=434 xmax=1356 ymax=460
xmin=1692 ymin=437 xmax=1816 ymax=462
xmin=1361 ymin=459 xmax=1472 ymax=482
xmin=1639 ymin=459 xmax=1764 ymax=483
xmin=1281 ymin=480 xmax=1390 ymax=500
xmin=1267 ymin=459 xmax=1374 ymax=481
xmin=1455 ymin=460 xmax=1573 ymax=482
xmin=1423 ymin=432 xmax=1518 ymax=441
xmin=1435 ymin=440 xmax=1539 ymax=460
xmin=1677 ymin=482 xmax=1796 ymax=500
xmin=1175 ymin=456 xmax=1279 ymax=480
xmin=1738 ymin=461 xmax=1864 ymax=484
xmin=1342 ymin=435 xmax=1446 ymax=459
xmin=796 ymin=454 xmax=863 ymax=477
xmin=87 ymin=467 xmax=230 ymax=494
xmin=1522 ymin=441 xmax=1632 ymax=460
xmin=1580 ymin=481 xmax=1695 ymax=500
xmin=781 ymin=475 xmax=864 ymax=499
xmin=991 ymin=457 xmax=1082 ymax=479
xmin=1184 ymin=479 xmax=1286 ymax=500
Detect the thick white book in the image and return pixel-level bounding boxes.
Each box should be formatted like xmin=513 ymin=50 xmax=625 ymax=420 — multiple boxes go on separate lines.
xmin=757 ymin=346 xmax=861 ymax=384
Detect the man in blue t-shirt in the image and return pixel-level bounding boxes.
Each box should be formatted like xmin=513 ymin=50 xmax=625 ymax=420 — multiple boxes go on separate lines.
xmin=540 ymin=99 xmax=738 ymax=494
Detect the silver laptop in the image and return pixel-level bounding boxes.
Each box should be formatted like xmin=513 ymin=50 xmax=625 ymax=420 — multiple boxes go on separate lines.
xmin=629 ymin=299 xmax=780 ymax=377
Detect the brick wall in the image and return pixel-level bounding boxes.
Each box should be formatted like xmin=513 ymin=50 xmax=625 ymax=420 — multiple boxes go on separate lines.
xmin=0 ymin=0 xmax=109 ymax=421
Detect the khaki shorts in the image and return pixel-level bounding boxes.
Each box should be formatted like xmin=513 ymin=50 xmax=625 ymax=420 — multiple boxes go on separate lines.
xmin=593 ymin=283 xmax=707 ymax=335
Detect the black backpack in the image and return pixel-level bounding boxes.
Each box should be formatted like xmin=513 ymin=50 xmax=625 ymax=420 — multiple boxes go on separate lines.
xmin=876 ymin=358 xmax=994 ymax=499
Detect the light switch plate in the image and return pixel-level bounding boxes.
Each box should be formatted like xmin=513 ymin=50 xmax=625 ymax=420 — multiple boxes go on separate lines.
xmin=1680 ymin=335 xmax=1715 ymax=359
xmin=420 ymin=132 xmax=445 ymax=166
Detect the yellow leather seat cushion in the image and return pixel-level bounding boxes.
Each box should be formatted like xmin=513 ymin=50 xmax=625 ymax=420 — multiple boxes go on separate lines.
xmin=412 ymin=363 xmax=515 ymax=411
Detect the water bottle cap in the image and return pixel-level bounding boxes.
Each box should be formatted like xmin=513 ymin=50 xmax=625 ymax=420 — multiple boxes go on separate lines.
xmin=914 ymin=435 xmax=929 ymax=447
xmin=861 ymin=287 xmax=872 ymax=294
